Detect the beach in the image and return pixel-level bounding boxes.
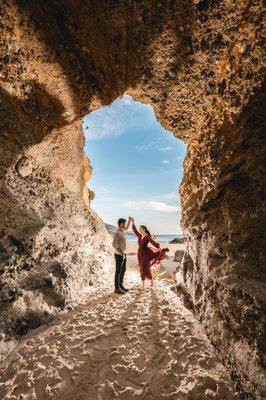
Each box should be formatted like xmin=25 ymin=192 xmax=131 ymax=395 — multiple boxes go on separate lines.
xmin=0 ymin=238 xmax=239 ymax=400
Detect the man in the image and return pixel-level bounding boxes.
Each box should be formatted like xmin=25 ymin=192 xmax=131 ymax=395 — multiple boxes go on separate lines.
xmin=112 ymin=217 xmax=131 ymax=294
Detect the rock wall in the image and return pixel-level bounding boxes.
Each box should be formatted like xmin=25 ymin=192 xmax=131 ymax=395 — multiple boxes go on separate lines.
xmin=178 ymin=79 xmax=266 ymax=398
xmin=0 ymin=0 xmax=114 ymax=349
xmin=0 ymin=1 xmax=265 ymax=397
xmin=0 ymin=117 xmax=113 ymax=342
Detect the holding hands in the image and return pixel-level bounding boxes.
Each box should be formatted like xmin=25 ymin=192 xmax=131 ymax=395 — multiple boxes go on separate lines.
xmin=128 ymin=216 xmax=156 ymax=239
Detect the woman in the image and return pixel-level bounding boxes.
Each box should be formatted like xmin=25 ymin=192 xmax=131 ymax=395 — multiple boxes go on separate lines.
xmin=130 ymin=217 xmax=169 ymax=289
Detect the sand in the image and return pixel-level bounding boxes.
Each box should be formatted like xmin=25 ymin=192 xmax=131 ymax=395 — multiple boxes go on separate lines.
xmin=0 ymin=245 xmax=240 ymax=400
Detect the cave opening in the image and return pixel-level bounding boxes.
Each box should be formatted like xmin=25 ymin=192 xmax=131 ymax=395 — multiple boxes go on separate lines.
xmin=0 ymin=1 xmax=264 ymax=397
xmin=82 ymin=94 xmax=187 ymax=240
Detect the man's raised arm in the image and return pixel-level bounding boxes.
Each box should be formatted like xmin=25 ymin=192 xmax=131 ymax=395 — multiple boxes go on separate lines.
xmin=124 ymin=217 xmax=131 ymax=231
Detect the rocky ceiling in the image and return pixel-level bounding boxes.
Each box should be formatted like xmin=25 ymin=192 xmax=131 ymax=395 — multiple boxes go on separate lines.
xmin=0 ymin=1 xmax=265 ymax=398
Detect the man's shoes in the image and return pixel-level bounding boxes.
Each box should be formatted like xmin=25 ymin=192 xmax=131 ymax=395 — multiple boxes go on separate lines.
xmin=114 ymin=288 xmax=125 ymax=294
xmin=121 ymin=287 xmax=129 ymax=292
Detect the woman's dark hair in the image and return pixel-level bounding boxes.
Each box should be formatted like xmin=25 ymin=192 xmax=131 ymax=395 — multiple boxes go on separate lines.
xmin=140 ymin=225 xmax=151 ymax=236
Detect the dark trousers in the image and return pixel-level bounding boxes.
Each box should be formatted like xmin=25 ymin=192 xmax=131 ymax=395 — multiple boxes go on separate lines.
xmin=114 ymin=254 xmax=126 ymax=289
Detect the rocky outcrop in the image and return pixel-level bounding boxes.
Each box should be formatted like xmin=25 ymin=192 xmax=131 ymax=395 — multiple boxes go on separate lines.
xmin=179 ymin=79 xmax=266 ymax=398
xmin=0 ymin=139 xmax=113 ymax=334
xmin=170 ymin=237 xmax=185 ymax=244
xmin=174 ymin=250 xmax=185 ymax=264
xmin=0 ymin=1 xmax=265 ymax=398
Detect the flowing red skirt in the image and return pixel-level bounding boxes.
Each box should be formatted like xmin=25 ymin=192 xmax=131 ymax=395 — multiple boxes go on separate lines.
xmin=138 ymin=246 xmax=169 ymax=281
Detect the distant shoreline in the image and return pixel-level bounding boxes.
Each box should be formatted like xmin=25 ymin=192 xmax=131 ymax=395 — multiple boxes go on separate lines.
xmin=105 ymin=224 xmax=184 ymax=243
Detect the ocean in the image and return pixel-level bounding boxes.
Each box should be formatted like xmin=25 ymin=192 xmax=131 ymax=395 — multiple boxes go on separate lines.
xmin=126 ymin=233 xmax=183 ymax=243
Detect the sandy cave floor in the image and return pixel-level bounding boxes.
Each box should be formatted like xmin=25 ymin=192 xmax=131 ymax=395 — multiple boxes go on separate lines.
xmin=0 ymin=259 xmax=240 ymax=400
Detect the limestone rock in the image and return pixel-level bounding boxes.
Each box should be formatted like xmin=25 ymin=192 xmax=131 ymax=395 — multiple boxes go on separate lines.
xmin=15 ymin=156 xmax=33 ymax=177
xmin=173 ymin=249 xmax=184 ymax=263
xmin=44 ymin=273 xmax=57 ymax=287
xmin=170 ymin=237 xmax=185 ymax=244
xmin=0 ymin=1 xmax=265 ymax=398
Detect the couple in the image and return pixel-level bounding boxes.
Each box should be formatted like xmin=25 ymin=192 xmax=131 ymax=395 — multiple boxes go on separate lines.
xmin=112 ymin=216 xmax=169 ymax=294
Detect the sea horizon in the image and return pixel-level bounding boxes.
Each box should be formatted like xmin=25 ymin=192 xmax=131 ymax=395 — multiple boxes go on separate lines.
xmin=126 ymin=233 xmax=183 ymax=243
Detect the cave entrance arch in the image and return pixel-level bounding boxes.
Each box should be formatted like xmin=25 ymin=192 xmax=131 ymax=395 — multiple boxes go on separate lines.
xmin=0 ymin=1 xmax=264 ymax=397
xmin=82 ymin=94 xmax=187 ymax=239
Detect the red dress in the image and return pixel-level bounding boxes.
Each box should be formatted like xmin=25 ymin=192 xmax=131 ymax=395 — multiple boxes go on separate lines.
xmin=132 ymin=224 xmax=169 ymax=280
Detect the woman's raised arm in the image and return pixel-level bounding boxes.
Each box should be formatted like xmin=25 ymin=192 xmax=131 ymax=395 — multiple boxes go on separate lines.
xmin=132 ymin=223 xmax=141 ymax=239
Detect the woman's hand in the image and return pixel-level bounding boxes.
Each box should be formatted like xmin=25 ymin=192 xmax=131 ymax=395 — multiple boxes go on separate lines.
xmin=151 ymin=234 xmax=156 ymax=240
xmin=129 ymin=216 xmax=134 ymax=223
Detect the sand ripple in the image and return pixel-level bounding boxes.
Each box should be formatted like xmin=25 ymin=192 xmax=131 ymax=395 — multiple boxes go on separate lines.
xmin=0 ymin=281 xmax=240 ymax=400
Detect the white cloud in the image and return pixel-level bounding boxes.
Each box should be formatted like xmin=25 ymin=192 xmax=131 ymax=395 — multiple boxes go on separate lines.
xmin=161 ymin=160 xmax=170 ymax=165
xmin=135 ymin=142 xmax=156 ymax=151
xmin=83 ymin=94 xmax=155 ymax=141
xmin=125 ymin=200 xmax=180 ymax=213
xmin=155 ymin=192 xmax=178 ymax=202
xmin=159 ymin=146 xmax=173 ymax=151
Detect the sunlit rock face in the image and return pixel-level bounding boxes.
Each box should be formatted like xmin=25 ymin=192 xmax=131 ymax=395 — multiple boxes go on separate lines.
xmin=179 ymin=80 xmax=266 ymax=398
xmin=0 ymin=116 xmax=113 ymax=344
xmin=0 ymin=1 xmax=265 ymax=397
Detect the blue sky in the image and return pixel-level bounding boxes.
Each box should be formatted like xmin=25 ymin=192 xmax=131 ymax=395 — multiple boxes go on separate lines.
xmin=83 ymin=94 xmax=186 ymax=234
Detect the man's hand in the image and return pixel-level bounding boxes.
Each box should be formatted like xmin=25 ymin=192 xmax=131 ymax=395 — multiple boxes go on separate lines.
xmin=117 ymin=247 xmax=124 ymax=256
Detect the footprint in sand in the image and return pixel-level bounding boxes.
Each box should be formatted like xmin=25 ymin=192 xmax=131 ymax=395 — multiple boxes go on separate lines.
xmin=0 ymin=277 xmax=241 ymax=400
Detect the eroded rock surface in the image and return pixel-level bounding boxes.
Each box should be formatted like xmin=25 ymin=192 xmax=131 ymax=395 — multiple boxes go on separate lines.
xmin=0 ymin=1 xmax=265 ymax=398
